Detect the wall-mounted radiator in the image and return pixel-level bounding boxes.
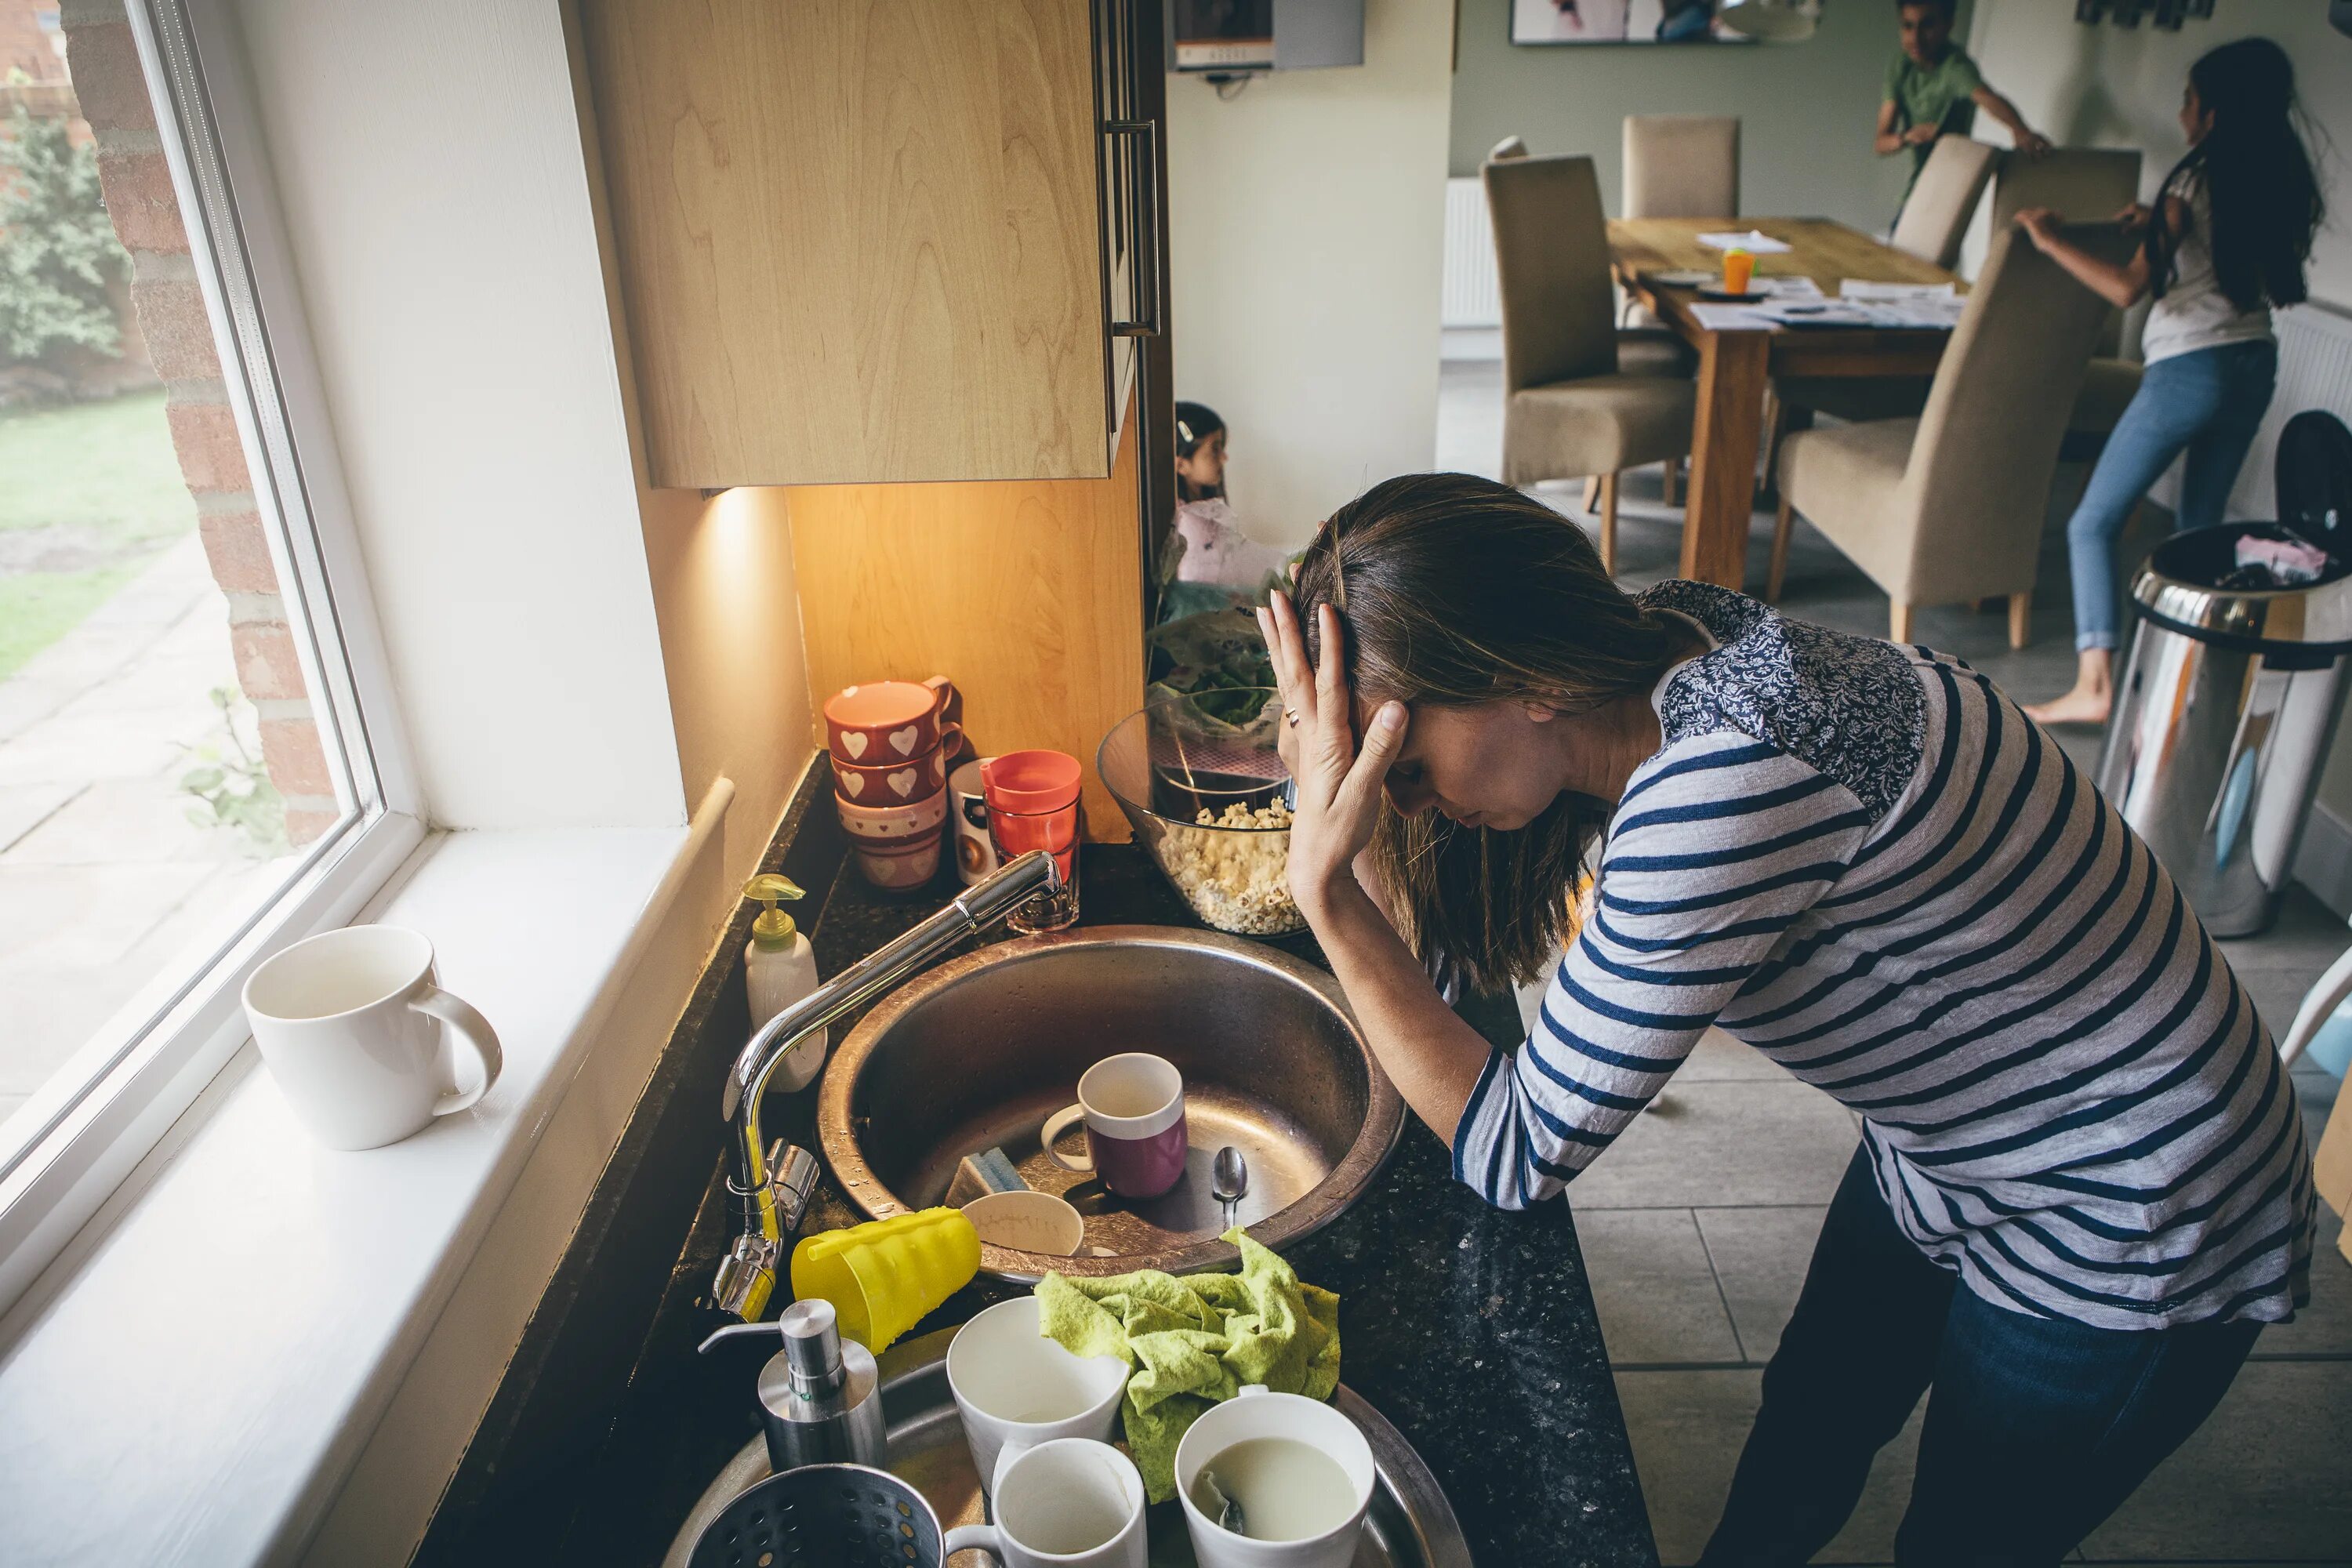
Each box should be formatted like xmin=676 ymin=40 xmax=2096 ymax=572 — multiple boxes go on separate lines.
xmin=2158 ymin=303 xmax=2352 ymax=521
xmin=1443 ymin=177 xmax=1500 ymax=329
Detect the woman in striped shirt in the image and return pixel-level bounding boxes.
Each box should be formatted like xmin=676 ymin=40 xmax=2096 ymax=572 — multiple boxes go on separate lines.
xmin=1259 ymin=473 xmax=2311 ymax=1563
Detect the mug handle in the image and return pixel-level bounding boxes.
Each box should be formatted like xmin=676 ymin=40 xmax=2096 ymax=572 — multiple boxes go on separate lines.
xmin=924 ymin=674 xmax=958 ymax=725
xmin=412 ymin=987 xmax=503 ymax=1116
xmin=940 ymin=1523 xmax=1003 ymax=1564
xmin=936 ymin=720 xmax=964 ymax=761
xmin=1042 ymin=1104 xmax=1093 ymax=1173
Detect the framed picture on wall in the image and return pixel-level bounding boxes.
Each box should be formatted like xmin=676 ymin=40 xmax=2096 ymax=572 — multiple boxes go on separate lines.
xmin=1511 ymin=0 xmax=1759 ymax=44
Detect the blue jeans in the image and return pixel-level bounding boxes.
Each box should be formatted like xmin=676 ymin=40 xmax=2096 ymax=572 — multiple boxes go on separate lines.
xmin=2067 ymin=339 xmax=2277 ymax=652
xmin=1698 ymin=1147 xmax=2262 ymax=1566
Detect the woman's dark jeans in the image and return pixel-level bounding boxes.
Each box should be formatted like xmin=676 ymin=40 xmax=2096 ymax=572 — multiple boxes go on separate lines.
xmin=1697 ymin=1145 xmax=2262 ymax=1566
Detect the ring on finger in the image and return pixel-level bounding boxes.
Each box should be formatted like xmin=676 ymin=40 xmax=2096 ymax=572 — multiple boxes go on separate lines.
xmin=1284 ymin=708 xmax=1301 ymax=728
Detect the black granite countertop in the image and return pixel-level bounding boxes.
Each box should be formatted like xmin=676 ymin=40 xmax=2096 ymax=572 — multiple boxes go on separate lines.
xmin=434 ymin=802 xmax=1655 ymax=1567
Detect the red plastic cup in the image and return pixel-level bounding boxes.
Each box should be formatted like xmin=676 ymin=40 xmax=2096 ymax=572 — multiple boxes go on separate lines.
xmin=982 ymin=751 xmax=1081 ymax=931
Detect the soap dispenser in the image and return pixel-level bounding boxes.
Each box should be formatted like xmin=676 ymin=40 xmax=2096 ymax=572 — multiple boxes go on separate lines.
xmin=698 ymin=1297 xmax=887 ymax=1472
xmin=744 ymin=874 xmax=824 ymax=1091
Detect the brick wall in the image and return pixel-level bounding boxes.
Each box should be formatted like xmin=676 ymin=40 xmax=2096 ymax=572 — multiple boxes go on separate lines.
xmin=60 ymin=0 xmax=338 ymax=844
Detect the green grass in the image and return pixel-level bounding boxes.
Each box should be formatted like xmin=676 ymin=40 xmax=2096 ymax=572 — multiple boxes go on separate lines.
xmin=0 ymin=387 xmax=195 ymax=678
xmin=0 ymin=564 xmax=143 ymax=677
xmin=0 ymin=387 xmax=194 ymax=540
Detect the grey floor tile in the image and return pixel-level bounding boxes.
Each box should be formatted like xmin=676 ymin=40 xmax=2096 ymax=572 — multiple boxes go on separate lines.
xmin=2079 ymin=1359 xmax=2352 ymax=1561
xmin=1676 ymin=1029 xmax=1792 ymax=1083
xmin=1613 ymin=1367 xmax=1926 ymax=1566
xmin=1569 ymin=1080 xmax=1859 ymax=1210
xmin=2217 ymin=887 xmax=2349 ymax=974
xmin=2257 ymin=1206 xmax=2352 ymax=1360
xmin=1694 ymin=1206 xmax=1827 ymax=1365
xmin=1579 ymin=1209 xmax=1743 ymax=1367
xmin=2238 ymin=964 xmax=2325 ymax=1047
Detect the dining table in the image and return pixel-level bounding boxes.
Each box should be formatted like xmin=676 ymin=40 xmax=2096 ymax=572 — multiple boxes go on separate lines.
xmin=1607 ymin=216 xmax=1969 ymax=590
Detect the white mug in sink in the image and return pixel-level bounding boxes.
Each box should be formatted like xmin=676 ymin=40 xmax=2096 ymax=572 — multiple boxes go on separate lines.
xmin=943 ymin=1437 xmax=1147 ymax=1568
xmin=241 ymin=924 xmax=503 ymax=1150
xmin=945 ymin=1296 xmax=1128 ymax=1494
xmin=1174 ymin=1385 xmax=1377 ymax=1568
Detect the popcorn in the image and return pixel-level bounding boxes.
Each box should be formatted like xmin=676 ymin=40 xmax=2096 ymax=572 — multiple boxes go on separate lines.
xmin=1153 ymin=797 xmax=1305 ymax=935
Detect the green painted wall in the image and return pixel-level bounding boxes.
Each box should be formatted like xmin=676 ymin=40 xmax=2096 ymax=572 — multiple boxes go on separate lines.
xmin=1448 ymin=0 xmax=1977 ymax=231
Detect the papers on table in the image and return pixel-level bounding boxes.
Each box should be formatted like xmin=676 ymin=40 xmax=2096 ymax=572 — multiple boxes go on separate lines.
xmin=1839 ymin=279 xmax=1957 ymax=300
xmin=1687 ymin=289 xmax=1968 ymax=332
xmin=1697 ymin=230 xmax=1794 ymax=254
xmin=1689 ymin=303 xmax=1777 ymax=331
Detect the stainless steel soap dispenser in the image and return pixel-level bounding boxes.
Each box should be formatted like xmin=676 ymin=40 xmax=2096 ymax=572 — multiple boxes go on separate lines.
xmin=699 ymin=1297 xmax=887 ymax=1472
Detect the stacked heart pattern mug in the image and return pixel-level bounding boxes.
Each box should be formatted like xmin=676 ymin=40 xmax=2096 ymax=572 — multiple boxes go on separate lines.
xmin=827 ymin=676 xmax=961 ymax=889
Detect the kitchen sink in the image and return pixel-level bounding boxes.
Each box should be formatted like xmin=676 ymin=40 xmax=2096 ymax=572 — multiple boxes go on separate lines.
xmin=816 ymin=925 xmax=1403 ymax=1279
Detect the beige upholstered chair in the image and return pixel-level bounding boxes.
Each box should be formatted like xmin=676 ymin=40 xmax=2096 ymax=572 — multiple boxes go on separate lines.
xmin=1889 ymin=136 xmax=1998 ymax=268
xmin=1623 ymin=115 xmax=1740 ymax=219
xmin=1769 ymin=229 xmax=2110 ymax=646
xmin=1485 ymin=154 xmax=1695 ymax=574
xmin=1994 ymin=148 xmax=2147 ymax=441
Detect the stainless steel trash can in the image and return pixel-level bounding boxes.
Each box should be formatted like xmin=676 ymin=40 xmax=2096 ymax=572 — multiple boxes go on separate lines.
xmin=2097 ymin=524 xmax=2352 ymax=938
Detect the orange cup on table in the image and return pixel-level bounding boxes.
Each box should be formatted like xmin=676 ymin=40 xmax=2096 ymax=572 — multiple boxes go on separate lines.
xmin=1722 ymin=247 xmax=1755 ymax=296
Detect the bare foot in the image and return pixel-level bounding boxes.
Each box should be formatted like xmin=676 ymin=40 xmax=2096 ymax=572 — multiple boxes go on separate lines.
xmin=2024 ymin=686 xmax=2112 ymax=726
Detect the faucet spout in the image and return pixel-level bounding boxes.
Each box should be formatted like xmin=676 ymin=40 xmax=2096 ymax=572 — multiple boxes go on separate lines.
xmin=714 ymin=848 xmax=1063 ymax=1320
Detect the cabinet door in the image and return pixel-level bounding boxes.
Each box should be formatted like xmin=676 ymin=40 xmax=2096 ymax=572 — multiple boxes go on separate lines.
xmin=1096 ymin=0 xmax=1161 ymax=452
xmin=581 ymin=0 xmax=1112 ymax=487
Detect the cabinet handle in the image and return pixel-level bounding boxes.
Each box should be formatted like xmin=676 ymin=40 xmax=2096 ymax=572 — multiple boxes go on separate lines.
xmin=1105 ymin=118 xmax=1160 ymax=338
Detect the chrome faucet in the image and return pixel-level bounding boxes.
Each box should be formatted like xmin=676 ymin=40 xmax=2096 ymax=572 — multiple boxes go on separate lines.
xmin=713 ymin=848 xmax=1064 ymax=1321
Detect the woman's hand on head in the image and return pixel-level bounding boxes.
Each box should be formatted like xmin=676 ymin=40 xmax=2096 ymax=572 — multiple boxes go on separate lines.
xmin=1258 ymin=592 xmax=1406 ymax=920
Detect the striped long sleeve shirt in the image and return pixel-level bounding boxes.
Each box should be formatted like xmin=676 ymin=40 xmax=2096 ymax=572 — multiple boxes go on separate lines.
xmin=1453 ymin=583 xmax=2314 ymax=1330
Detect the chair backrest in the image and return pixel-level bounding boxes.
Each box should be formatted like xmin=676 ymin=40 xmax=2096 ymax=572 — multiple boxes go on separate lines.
xmin=1488 ymin=135 xmax=1529 ymax=162
xmin=1900 ymin=227 xmax=2113 ymax=590
xmin=1483 ymin=154 xmax=1618 ymax=394
xmin=1889 ymin=136 xmax=1998 ymax=268
xmin=1989 ymin=147 xmax=2141 ymax=230
xmin=1622 ymin=114 xmax=1739 ymax=219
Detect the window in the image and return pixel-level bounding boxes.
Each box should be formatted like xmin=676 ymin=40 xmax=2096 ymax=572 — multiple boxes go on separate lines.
xmin=0 ymin=0 xmax=416 ymax=1308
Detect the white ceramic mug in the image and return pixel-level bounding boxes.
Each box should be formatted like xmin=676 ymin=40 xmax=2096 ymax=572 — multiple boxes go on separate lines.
xmin=241 ymin=924 xmax=503 ymax=1151
xmin=1174 ymin=1385 xmax=1377 ymax=1568
xmin=949 ymin=757 xmax=1000 ymax=887
xmin=1042 ymin=1052 xmax=1189 ymax=1199
xmin=945 ymin=1296 xmax=1128 ymax=1493
xmin=942 ymin=1438 xmax=1147 ymax=1568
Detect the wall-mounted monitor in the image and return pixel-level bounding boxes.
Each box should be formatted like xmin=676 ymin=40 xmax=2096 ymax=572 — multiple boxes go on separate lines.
xmin=1170 ymin=0 xmax=1364 ymax=74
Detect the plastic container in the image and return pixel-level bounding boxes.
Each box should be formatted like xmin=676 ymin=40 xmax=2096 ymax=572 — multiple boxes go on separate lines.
xmin=1097 ymin=688 xmax=1305 ymax=937
xmin=791 ymin=1207 xmax=982 ymax=1352
xmin=982 ymin=751 xmax=1082 ymax=933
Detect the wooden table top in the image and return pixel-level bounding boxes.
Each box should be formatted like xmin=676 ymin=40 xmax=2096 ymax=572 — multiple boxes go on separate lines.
xmin=1606 ymin=216 xmax=1964 ymax=300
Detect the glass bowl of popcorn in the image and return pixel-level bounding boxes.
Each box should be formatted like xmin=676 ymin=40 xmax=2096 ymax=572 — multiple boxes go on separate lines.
xmin=1097 ymin=688 xmax=1305 ymax=937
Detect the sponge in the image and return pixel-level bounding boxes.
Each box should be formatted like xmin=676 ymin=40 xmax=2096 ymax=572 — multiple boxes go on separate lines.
xmin=943 ymin=1145 xmax=1027 ymax=1208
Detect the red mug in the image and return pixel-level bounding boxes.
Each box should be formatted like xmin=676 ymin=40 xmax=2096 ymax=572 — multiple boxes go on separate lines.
xmin=826 ymin=677 xmax=956 ymax=765
xmin=1043 ymin=1053 xmax=1188 ymax=1200
xmin=837 ymin=787 xmax=948 ymax=844
xmin=834 ymin=727 xmax=958 ymax=805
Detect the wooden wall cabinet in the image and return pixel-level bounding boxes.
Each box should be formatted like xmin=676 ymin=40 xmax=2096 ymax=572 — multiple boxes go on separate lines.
xmin=579 ymin=0 xmax=1160 ymax=489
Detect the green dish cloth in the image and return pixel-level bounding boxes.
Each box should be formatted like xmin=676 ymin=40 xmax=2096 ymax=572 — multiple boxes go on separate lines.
xmin=1035 ymin=1229 xmax=1339 ymax=1503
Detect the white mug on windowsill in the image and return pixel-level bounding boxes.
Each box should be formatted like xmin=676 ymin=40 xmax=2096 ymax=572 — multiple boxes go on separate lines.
xmin=241 ymin=924 xmax=503 ymax=1150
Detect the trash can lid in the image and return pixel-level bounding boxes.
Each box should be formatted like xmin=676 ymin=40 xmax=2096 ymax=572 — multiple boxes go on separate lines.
xmin=2132 ymin=521 xmax=2352 ymax=655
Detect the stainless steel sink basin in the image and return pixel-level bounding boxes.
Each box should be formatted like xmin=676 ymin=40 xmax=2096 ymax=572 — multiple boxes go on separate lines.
xmin=817 ymin=925 xmax=1403 ymax=1279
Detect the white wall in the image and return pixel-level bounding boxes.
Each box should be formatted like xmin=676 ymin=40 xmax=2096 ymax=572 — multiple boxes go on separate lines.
xmin=1165 ymin=0 xmax=1454 ymax=547
xmin=231 ymin=0 xmax=684 ymax=832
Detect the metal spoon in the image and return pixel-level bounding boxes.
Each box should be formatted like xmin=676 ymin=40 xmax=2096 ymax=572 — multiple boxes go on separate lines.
xmin=1212 ymin=1145 xmax=1249 ymax=1231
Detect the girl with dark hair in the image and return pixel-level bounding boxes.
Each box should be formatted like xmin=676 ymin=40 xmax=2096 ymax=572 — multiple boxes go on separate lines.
xmin=2019 ymin=36 xmax=2325 ymax=726
xmin=1260 ymin=471 xmax=2310 ymax=1561
xmin=1175 ymin=400 xmax=1229 ymax=503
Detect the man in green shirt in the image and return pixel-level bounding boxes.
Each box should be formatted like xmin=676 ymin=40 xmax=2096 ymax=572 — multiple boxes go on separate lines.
xmin=1877 ymin=0 xmax=2051 ymax=192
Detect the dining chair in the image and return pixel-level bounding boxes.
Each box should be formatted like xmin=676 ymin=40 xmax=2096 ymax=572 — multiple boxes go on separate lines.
xmin=1622 ymin=115 xmax=1739 ymax=219
xmin=1994 ymin=148 xmax=2147 ymax=445
xmin=1484 ymin=153 xmax=1695 ymax=574
xmin=1769 ymin=227 xmax=2110 ymax=645
xmin=1889 ymin=135 xmax=1998 ymax=268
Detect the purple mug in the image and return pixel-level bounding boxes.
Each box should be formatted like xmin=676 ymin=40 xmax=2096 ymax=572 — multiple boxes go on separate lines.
xmin=1042 ymin=1053 xmax=1188 ymax=1200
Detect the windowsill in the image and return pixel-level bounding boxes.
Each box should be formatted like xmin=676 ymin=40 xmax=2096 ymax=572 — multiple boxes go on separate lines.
xmin=0 ymin=821 xmax=694 ymax=1566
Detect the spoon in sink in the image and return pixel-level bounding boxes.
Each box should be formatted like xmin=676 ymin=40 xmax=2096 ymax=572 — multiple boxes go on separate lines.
xmin=1212 ymin=1145 xmax=1248 ymax=1231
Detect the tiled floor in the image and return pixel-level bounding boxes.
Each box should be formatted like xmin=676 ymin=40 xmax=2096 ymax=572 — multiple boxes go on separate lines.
xmin=1436 ymin=352 xmax=2352 ymax=1564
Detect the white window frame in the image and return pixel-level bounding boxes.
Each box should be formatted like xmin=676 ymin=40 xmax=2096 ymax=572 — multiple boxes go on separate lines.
xmin=0 ymin=0 xmax=423 ymax=1312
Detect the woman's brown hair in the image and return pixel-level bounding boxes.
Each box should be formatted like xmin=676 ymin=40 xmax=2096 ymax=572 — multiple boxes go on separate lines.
xmin=1291 ymin=473 xmax=1688 ymax=992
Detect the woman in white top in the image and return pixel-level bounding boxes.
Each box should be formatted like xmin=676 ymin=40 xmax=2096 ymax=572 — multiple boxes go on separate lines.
xmin=2016 ymin=37 xmax=2324 ymax=726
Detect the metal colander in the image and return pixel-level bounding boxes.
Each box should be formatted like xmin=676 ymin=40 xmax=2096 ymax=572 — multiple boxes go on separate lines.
xmin=687 ymin=1464 xmax=945 ymax=1568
